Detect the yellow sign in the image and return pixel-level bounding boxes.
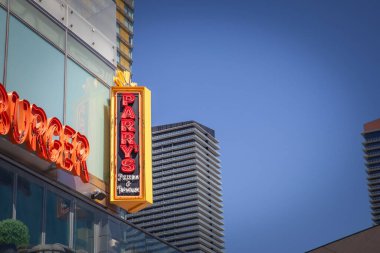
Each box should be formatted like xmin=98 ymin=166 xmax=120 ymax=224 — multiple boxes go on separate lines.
xmin=110 ymin=71 xmax=152 ymax=213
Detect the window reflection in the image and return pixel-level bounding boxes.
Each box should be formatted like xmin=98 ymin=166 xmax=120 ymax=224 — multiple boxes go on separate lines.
xmin=67 ymin=59 xmax=110 ymax=180
xmin=109 ymin=219 xmax=125 ymax=252
xmin=10 ymin=0 xmax=65 ymax=50
xmin=45 ymin=190 xmax=71 ymax=246
xmin=98 ymin=215 xmax=109 ymax=253
xmin=0 ymin=166 xmax=13 ymax=221
xmin=68 ymin=35 xmax=114 ymax=85
xmin=7 ymin=16 xmax=64 ymax=120
xmin=16 ymin=175 xmax=43 ymax=246
xmin=67 ymin=0 xmax=116 ymax=42
xmin=0 ymin=7 xmax=6 ymax=83
xmin=75 ymin=204 xmax=94 ymax=253
xmin=123 ymin=224 xmax=147 ymax=252
xmin=0 ymin=159 xmax=180 ymax=252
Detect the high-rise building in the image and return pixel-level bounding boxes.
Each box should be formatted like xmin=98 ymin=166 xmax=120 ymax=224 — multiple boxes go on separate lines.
xmin=115 ymin=0 xmax=134 ymax=71
xmin=363 ymin=118 xmax=380 ymax=224
xmin=127 ymin=121 xmax=225 ymax=253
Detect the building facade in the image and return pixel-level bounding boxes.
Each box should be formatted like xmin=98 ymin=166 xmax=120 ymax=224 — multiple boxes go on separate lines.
xmin=127 ymin=121 xmax=225 ymax=253
xmin=306 ymin=225 xmax=380 ymax=253
xmin=115 ymin=0 xmax=134 ymax=71
xmin=363 ymin=118 xmax=380 ymax=224
xmin=0 ymin=0 xmax=181 ymax=252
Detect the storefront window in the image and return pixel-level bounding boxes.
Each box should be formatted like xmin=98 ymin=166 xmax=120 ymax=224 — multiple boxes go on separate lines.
xmin=0 ymin=158 xmax=179 ymax=252
xmin=0 ymin=166 xmax=13 ymax=221
xmin=7 ymin=16 xmax=64 ymax=120
xmin=68 ymin=35 xmax=114 ymax=86
xmin=98 ymin=215 xmax=109 ymax=252
xmin=109 ymin=218 xmax=124 ymax=252
xmin=75 ymin=203 xmax=94 ymax=252
xmin=122 ymin=223 xmax=147 ymax=252
xmin=16 ymin=175 xmax=43 ymax=246
xmin=67 ymin=59 xmax=110 ymax=181
xmin=147 ymin=237 xmax=177 ymax=253
xmin=0 ymin=7 xmax=6 ymax=83
xmin=10 ymin=0 xmax=65 ymax=50
xmin=45 ymin=190 xmax=71 ymax=246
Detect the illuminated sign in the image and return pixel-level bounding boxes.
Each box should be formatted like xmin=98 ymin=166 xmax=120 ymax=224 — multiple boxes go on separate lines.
xmin=110 ymin=86 xmax=152 ymax=213
xmin=0 ymin=83 xmax=90 ymax=182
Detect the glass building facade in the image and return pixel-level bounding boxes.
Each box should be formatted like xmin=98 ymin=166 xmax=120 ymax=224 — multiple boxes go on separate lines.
xmin=0 ymin=0 xmax=181 ymax=252
xmin=0 ymin=155 xmax=179 ymax=252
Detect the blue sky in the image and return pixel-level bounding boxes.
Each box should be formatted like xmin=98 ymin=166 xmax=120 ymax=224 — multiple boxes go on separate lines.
xmin=133 ymin=1 xmax=380 ymax=252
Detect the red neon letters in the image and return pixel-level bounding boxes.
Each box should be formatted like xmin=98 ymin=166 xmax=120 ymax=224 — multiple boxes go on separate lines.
xmin=0 ymin=83 xmax=90 ymax=183
xmin=120 ymin=93 xmax=138 ymax=174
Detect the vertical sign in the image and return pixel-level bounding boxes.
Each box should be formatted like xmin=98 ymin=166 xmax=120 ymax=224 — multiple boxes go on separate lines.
xmin=110 ymin=86 xmax=152 ymax=213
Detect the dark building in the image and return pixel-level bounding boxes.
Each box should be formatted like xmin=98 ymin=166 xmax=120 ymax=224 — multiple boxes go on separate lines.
xmin=306 ymin=225 xmax=380 ymax=253
xmin=127 ymin=121 xmax=225 ymax=253
xmin=363 ymin=118 xmax=380 ymax=224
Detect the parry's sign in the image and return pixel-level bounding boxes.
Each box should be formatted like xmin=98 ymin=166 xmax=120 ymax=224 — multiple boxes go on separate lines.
xmin=0 ymin=83 xmax=90 ymax=182
xmin=110 ymin=86 xmax=152 ymax=213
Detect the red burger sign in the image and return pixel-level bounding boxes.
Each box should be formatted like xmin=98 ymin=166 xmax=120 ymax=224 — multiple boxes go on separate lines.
xmin=0 ymin=83 xmax=90 ymax=182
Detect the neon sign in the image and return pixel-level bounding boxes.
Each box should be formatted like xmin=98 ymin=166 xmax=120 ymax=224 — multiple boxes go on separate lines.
xmin=119 ymin=93 xmax=139 ymax=174
xmin=0 ymin=83 xmax=90 ymax=183
xmin=110 ymin=86 xmax=152 ymax=213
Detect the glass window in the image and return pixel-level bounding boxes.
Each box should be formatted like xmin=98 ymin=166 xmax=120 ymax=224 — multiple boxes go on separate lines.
xmin=68 ymin=35 xmax=114 ymax=86
xmin=0 ymin=7 xmax=6 ymax=83
xmin=108 ymin=218 xmax=125 ymax=252
xmin=124 ymin=19 xmax=133 ymax=33
xmin=97 ymin=214 xmax=109 ymax=253
xmin=0 ymin=0 xmax=6 ymax=8
xmin=124 ymin=6 xmax=134 ymax=20
xmin=75 ymin=203 xmax=94 ymax=252
xmin=45 ymin=190 xmax=71 ymax=246
xmin=10 ymin=0 xmax=65 ymax=50
xmin=122 ymin=223 xmax=147 ymax=252
xmin=7 ymin=16 xmax=64 ymax=120
xmin=0 ymin=164 xmax=13 ymax=221
xmin=16 ymin=175 xmax=43 ymax=246
xmin=66 ymin=59 xmax=110 ymax=181
xmin=146 ymin=237 xmax=170 ymax=253
xmin=67 ymin=0 xmax=116 ymax=43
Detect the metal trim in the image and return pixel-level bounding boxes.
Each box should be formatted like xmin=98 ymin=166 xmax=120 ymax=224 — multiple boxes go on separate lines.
xmin=2 ymin=0 xmax=9 ymax=87
xmin=12 ymin=171 xmax=17 ymax=219
xmin=63 ymin=6 xmax=68 ymax=124
xmin=41 ymin=186 xmax=47 ymax=244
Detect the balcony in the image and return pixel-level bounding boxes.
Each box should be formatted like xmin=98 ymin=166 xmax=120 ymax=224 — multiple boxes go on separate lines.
xmin=153 ymin=153 xmax=197 ymax=167
xmin=153 ymin=176 xmax=198 ymax=191
xmin=153 ymin=170 xmax=197 ymax=184
xmin=153 ymin=147 xmax=196 ymax=161
xmin=130 ymin=206 xmax=199 ymax=223
xmin=129 ymin=200 xmax=199 ymax=218
xmin=153 ymin=165 xmax=197 ymax=178
xmin=153 ymin=141 xmax=196 ymax=155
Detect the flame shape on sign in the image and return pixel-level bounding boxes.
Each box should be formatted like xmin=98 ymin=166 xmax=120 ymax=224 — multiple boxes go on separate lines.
xmin=113 ymin=70 xmax=138 ymax=87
